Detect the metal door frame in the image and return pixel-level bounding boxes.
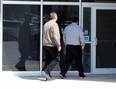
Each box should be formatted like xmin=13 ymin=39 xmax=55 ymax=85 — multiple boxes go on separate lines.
xmin=92 ymin=6 xmax=116 ymax=74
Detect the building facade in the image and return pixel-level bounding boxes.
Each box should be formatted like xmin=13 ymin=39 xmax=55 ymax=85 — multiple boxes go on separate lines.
xmin=0 ymin=0 xmax=116 ymax=76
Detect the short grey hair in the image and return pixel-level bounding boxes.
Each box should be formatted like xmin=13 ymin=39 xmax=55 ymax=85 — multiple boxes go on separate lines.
xmin=50 ymin=12 xmax=57 ymax=20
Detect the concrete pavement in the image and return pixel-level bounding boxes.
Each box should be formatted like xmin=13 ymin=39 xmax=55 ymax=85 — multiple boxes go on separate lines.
xmin=0 ymin=74 xmax=116 ymax=89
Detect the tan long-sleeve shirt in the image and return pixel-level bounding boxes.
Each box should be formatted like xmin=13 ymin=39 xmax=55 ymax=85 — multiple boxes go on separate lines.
xmin=43 ymin=20 xmax=61 ymax=48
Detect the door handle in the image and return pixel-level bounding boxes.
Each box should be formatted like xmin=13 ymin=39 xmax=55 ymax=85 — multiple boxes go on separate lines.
xmin=93 ymin=38 xmax=97 ymax=46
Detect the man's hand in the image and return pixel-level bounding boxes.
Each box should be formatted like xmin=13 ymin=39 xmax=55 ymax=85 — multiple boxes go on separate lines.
xmin=58 ymin=47 xmax=61 ymax=51
xmin=82 ymin=46 xmax=84 ymax=49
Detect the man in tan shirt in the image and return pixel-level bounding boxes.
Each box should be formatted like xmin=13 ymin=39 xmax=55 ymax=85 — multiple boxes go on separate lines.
xmin=42 ymin=12 xmax=61 ymax=80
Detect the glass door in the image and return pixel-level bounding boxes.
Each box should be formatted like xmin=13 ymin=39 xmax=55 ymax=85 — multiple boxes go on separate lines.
xmin=92 ymin=6 xmax=116 ymax=74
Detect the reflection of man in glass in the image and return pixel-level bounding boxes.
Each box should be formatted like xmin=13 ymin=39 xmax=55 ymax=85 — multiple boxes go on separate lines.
xmin=15 ymin=14 xmax=31 ymax=71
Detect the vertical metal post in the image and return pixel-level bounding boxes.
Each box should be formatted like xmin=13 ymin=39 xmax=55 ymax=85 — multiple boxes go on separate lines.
xmin=40 ymin=0 xmax=43 ymax=76
xmin=79 ymin=0 xmax=82 ymax=27
xmin=0 ymin=0 xmax=3 ymax=76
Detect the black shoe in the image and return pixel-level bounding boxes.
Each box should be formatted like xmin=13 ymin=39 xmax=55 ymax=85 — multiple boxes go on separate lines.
xmin=59 ymin=74 xmax=66 ymax=79
xmin=42 ymin=71 xmax=51 ymax=80
xmin=79 ymin=75 xmax=86 ymax=79
xmin=15 ymin=65 xmax=26 ymax=71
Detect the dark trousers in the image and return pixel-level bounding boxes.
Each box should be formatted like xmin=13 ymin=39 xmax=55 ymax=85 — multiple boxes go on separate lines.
xmin=60 ymin=45 xmax=84 ymax=76
xmin=43 ymin=46 xmax=59 ymax=74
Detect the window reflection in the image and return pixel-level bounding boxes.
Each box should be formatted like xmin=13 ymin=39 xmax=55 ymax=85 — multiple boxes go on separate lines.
xmin=3 ymin=0 xmax=79 ymax=2
xmin=83 ymin=44 xmax=91 ymax=72
xmin=82 ymin=0 xmax=116 ymax=2
xmin=3 ymin=0 xmax=40 ymax=1
xmin=3 ymin=5 xmax=40 ymax=71
xmin=83 ymin=8 xmax=91 ymax=41
xmin=43 ymin=0 xmax=79 ymax=1
xmin=43 ymin=5 xmax=79 ymax=71
xmin=96 ymin=10 xmax=116 ymax=68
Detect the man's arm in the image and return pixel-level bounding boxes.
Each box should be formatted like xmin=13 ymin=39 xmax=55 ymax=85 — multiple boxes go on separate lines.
xmin=58 ymin=46 xmax=61 ymax=51
xmin=81 ymin=46 xmax=84 ymax=49
xmin=79 ymin=27 xmax=85 ymax=48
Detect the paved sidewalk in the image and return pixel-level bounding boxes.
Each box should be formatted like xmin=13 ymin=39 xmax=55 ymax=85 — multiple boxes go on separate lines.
xmin=0 ymin=74 xmax=116 ymax=89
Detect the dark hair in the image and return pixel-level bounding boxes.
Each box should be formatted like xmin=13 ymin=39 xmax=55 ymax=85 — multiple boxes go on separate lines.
xmin=71 ymin=16 xmax=79 ymax=22
xmin=50 ymin=12 xmax=57 ymax=20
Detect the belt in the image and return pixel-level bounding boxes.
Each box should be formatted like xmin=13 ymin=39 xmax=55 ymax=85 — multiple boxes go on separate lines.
xmin=46 ymin=45 xmax=56 ymax=47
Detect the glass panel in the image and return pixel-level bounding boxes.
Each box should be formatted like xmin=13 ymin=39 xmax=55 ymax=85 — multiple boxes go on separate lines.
xmin=3 ymin=0 xmax=40 ymax=1
xmin=83 ymin=44 xmax=91 ymax=72
xmin=83 ymin=8 xmax=91 ymax=41
xmin=42 ymin=5 xmax=79 ymax=71
xmin=96 ymin=10 xmax=116 ymax=68
xmin=82 ymin=0 xmax=116 ymax=2
xmin=3 ymin=0 xmax=79 ymax=2
xmin=3 ymin=5 xmax=40 ymax=71
xmin=43 ymin=0 xmax=79 ymax=2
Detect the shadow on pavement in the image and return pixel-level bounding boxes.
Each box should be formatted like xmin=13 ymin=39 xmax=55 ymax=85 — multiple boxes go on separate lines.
xmin=18 ymin=74 xmax=116 ymax=83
